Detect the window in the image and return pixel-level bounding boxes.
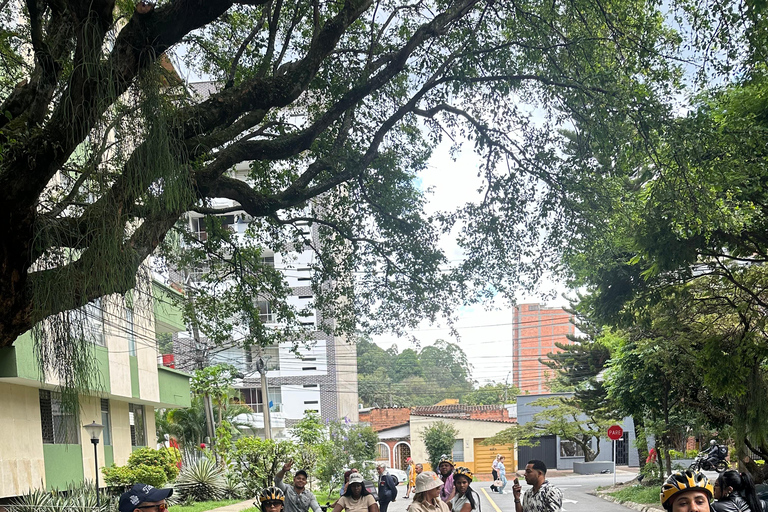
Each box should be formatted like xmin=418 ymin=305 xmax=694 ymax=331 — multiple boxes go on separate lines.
xmin=452 ymin=439 xmax=464 ymax=462
xmin=101 ymin=398 xmax=112 ymax=446
xmin=268 ymin=387 xmax=282 ymax=412
xmin=377 ymin=443 xmax=389 ymax=460
xmin=302 ymin=366 xmax=317 ymax=371
xmin=257 ymin=301 xmax=276 ymax=323
xmin=129 ymin=403 xmax=146 ymax=446
xmin=74 ymin=299 xmax=105 ymax=346
xmin=303 ymin=384 xmax=318 ymax=388
xmin=261 ymin=256 xmax=275 ymax=267
xmin=39 ymin=390 xmax=79 ymax=444
xmin=126 ymin=308 xmax=136 ymax=356
xmin=559 ymin=440 xmax=585 ymax=457
xmin=263 ymin=344 xmax=280 ymax=371
xmin=304 ymin=400 xmax=319 ymax=405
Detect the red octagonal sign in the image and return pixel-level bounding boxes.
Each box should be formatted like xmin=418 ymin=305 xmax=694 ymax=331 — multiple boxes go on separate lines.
xmin=607 ymin=425 xmax=624 ymax=440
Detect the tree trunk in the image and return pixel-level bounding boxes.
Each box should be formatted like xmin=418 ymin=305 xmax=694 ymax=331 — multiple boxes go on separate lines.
xmin=0 ymin=205 xmax=35 ymax=348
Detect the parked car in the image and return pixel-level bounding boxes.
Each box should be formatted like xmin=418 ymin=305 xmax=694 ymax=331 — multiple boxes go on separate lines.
xmin=365 ymin=479 xmax=379 ymax=501
xmin=386 ymin=467 xmax=408 ymax=485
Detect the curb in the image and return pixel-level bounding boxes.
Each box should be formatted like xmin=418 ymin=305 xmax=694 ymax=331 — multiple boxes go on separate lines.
xmin=593 ymin=491 xmax=663 ymax=512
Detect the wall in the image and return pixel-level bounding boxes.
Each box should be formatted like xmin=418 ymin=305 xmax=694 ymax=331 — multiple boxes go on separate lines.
xmin=360 ymin=408 xmax=411 ymax=431
xmin=0 ymin=382 xmax=46 ymax=497
xmin=409 ymin=415 xmax=517 ymax=474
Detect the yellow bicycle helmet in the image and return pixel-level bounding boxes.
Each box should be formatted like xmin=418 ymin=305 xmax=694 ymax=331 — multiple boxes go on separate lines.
xmin=259 ymin=486 xmax=286 ymax=504
xmin=661 ymin=470 xmax=713 ymax=510
xmin=439 ymin=454 xmax=455 ymax=466
xmin=454 ymin=466 xmax=473 ymax=480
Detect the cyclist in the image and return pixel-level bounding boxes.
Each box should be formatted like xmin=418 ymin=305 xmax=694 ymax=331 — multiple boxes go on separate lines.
xmin=711 ymin=470 xmax=764 ymax=512
xmin=451 ymin=467 xmax=480 ymax=512
xmin=661 ymin=470 xmax=713 ymax=512
xmin=259 ymin=487 xmax=286 ymax=512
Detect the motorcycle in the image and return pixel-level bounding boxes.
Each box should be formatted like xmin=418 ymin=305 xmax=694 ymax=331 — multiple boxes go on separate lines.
xmin=688 ymin=451 xmax=729 ymax=473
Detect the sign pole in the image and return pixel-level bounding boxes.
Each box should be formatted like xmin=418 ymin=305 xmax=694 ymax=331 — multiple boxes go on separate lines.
xmin=607 ymin=424 xmax=624 ymax=486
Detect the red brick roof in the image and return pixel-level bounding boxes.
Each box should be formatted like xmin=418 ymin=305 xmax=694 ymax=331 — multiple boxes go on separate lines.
xmin=411 ymin=405 xmax=516 ymax=423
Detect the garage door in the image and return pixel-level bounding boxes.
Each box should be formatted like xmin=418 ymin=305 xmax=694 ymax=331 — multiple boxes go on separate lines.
xmin=474 ymin=438 xmax=516 ymax=474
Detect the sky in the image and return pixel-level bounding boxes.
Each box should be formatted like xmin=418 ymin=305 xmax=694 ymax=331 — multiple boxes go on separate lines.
xmin=370 ymin=139 xmax=572 ymax=387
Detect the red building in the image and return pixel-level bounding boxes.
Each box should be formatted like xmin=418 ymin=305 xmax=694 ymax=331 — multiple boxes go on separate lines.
xmin=512 ymin=303 xmax=574 ymax=394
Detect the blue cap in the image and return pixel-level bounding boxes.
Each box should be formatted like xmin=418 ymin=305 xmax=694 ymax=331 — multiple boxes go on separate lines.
xmin=119 ymin=483 xmax=173 ymax=512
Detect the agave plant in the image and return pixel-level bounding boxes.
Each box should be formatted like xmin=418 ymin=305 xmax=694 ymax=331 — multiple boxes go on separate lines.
xmin=11 ymin=488 xmax=52 ymax=512
xmin=223 ymin=471 xmax=247 ymax=500
xmin=174 ymin=456 xmax=227 ymax=502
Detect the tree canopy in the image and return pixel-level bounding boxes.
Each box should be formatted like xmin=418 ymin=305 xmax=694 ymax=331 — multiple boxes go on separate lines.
xmin=0 ymin=0 xmax=686 ymax=390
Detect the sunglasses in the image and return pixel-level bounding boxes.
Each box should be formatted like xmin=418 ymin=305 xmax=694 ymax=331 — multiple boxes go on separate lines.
xmin=136 ymin=504 xmax=168 ymax=511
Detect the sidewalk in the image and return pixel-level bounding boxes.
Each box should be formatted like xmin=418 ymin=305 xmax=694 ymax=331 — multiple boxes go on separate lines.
xmin=208 ymin=498 xmax=258 ymax=511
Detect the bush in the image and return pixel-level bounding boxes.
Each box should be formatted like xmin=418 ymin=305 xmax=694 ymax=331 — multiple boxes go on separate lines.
xmin=13 ymin=482 xmax=116 ymax=512
xmin=420 ymin=421 xmax=458 ymax=470
xmin=174 ymin=456 xmax=227 ymax=502
xmin=102 ymin=447 xmax=180 ymax=489
xmin=231 ymin=437 xmax=297 ymax=497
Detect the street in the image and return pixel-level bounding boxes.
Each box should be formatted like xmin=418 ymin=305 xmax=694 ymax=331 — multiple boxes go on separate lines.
xmin=386 ymin=472 xmax=641 ymax=512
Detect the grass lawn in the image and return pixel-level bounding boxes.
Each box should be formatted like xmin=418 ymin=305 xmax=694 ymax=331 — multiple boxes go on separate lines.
xmin=171 ymin=499 xmax=243 ymax=512
xmin=608 ymin=485 xmax=663 ymax=505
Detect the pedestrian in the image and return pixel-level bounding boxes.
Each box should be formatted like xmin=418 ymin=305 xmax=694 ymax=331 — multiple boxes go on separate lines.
xmin=512 ymin=460 xmax=563 ymax=512
xmin=377 ymin=461 xmax=398 ymax=512
xmin=118 ymin=483 xmax=173 ymax=512
xmin=406 ymin=458 xmax=417 ymax=499
xmin=416 ymin=463 xmax=424 ymax=476
xmin=497 ymin=456 xmax=508 ymax=494
xmin=333 ymin=473 xmax=379 ymax=512
xmin=451 ymin=467 xmax=480 ymax=512
xmin=258 ymin=487 xmax=286 ymax=512
xmin=275 ymin=460 xmax=322 ymax=512
xmin=410 ymin=472 xmax=450 ymax=512
xmin=438 ymin=454 xmax=456 ymax=503
xmin=711 ymin=470 xmax=763 ymax=512
xmin=491 ymin=454 xmax=501 ymax=493
xmin=661 ymin=470 xmax=713 ymax=512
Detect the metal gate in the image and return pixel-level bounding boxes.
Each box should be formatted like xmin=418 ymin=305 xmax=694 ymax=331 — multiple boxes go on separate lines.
xmin=616 ymin=432 xmax=629 ymax=465
xmin=518 ymin=435 xmax=557 ymax=470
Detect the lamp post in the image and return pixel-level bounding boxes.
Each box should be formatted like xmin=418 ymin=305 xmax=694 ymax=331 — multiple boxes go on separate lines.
xmin=83 ymin=421 xmax=104 ymax=509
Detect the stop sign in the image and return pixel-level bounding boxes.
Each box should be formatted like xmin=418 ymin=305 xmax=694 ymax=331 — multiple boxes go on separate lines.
xmin=607 ymin=425 xmax=624 ymax=440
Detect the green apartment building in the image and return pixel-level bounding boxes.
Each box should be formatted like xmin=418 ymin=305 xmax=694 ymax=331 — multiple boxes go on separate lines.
xmin=0 ymin=281 xmax=191 ymax=498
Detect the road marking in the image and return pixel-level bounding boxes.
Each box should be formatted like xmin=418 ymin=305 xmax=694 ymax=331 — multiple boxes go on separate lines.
xmin=563 ymin=499 xmax=578 ymax=504
xmin=481 ymin=488 xmax=503 ymax=512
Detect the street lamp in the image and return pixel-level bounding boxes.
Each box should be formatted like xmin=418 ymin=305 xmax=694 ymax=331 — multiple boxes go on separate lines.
xmin=83 ymin=421 xmax=104 ymax=508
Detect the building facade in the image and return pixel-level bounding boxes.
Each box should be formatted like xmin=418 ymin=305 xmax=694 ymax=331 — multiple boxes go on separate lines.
xmin=512 ymin=303 xmax=574 ymax=394
xmin=170 ymin=158 xmax=359 ymax=433
xmin=0 ymin=281 xmax=190 ymax=498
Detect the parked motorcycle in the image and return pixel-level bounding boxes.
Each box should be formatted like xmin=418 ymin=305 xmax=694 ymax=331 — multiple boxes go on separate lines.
xmin=688 ymin=452 xmax=729 ymax=473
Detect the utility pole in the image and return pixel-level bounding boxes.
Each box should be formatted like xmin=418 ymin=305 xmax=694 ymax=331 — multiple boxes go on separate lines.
xmin=186 ymin=286 xmax=216 ymax=446
xmin=255 ymin=347 xmax=272 ymax=440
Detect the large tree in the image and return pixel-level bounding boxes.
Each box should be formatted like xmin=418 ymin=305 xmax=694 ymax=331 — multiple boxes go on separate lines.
xmin=0 ymin=0 xmax=678 ymax=390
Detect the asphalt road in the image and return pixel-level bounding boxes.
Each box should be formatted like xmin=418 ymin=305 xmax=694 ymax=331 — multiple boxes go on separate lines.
xmin=386 ymin=472 xmax=642 ymax=512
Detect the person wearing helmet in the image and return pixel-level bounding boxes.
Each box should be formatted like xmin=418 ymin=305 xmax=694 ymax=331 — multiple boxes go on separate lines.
xmin=438 ymin=454 xmax=456 ymax=503
xmin=411 ymin=472 xmax=450 ymax=512
xmin=451 ymin=467 xmax=479 ymax=512
xmin=660 ymin=470 xmax=713 ymax=512
xmin=275 ymin=460 xmax=322 ymax=512
xmin=332 ymin=472 xmax=379 ymax=512
xmin=259 ymin=487 xmax=286 ymax=512
xmin=711 ymin=470 xmax=763 ymax=512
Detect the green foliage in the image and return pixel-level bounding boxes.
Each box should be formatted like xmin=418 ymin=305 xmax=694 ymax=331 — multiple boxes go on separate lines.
xmin=607 ymin=485 xmax=663 ymax=504
xmin=357 ymin=337 xmax=474 ymax=407
xmin=316 ymin=420 xmax=378 ymax=495
xmin=230 ymin=437 xmax=298 ymax=497
xmin=484 ymin=396 xmax=615 ymax=462
xmin=168 ymin=500 xmax=242 ymax=512
xmin=420 ymin=421 xmax=458 ymax=470
xmin=102 ymin=447 xmax=180 ymax=488
xmin=174 ymin=456 xmax=227 ymax=503
xmin=12 ymin=483 xmax=116 ymax=512
xmin=463 ymin=382 xmax=519 ymax=405
xmin=290 ymin=411 xmax=325 ymax=445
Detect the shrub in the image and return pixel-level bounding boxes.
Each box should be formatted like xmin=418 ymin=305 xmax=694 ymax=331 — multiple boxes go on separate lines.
xmin=224 ymin=472 xmax=247 ymax=500
xmin=420 ymin=421 xmax=458 ymax=470
xmin=13 ymin=483 xmax=115 ymax=512
xmin=102 ymin=447 xmax=180 ymax=489
xmin=231 ymin=437 xmax=297 ymax=497
xmin=174 ymin=456 xmax=226 ymax=502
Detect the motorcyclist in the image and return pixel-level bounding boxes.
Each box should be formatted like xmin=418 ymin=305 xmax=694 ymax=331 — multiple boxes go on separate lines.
xmin=703 ymin=440 xmax=728 ymax=466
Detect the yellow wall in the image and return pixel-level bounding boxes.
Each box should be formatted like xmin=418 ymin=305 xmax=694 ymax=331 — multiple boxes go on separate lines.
xmin=409 ymin=416 xmax=517 ymax=474
xmin=111 ymin=400 xmax=133 ymax=465
xmin=0 ymin=382 xmax=46 ymax=497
